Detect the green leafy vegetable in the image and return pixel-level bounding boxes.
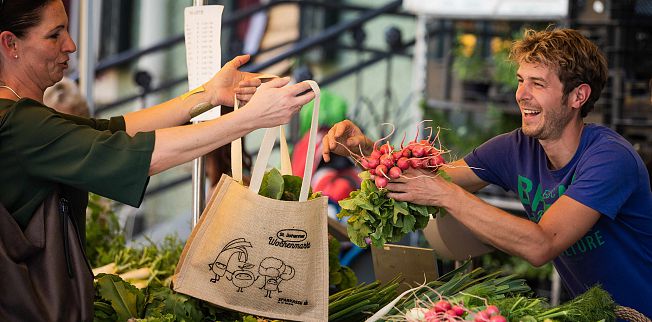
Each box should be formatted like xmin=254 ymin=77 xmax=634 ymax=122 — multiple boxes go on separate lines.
xmin=492 ymin=285 xmax=616 ymax=322
xmin=337 ymin=171 xmax=440 ymax=247
xmin=142 ymin=283 xmax=205 ymax=321
xmin=328 ymin=235 xmax=358 ymax=290
xmin=257 ymin=168 xmax=321 ymax=201
xmin=95 ymin=273 xmax=146 ymax=321
xmin=258 ymin=168 xmax=284 ymax=200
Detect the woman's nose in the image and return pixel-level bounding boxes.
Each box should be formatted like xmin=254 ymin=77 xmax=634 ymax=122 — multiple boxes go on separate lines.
xmin=63 ymin=33 xmax=77 ymax=54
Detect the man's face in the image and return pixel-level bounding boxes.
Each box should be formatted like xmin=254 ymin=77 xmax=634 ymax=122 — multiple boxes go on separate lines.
xmin=515 ymin=62 xmax=574 ymax=140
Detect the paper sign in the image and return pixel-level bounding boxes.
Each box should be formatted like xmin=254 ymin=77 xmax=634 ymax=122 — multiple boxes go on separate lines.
xmin=185 ymin=5 xmax=224 ymax=122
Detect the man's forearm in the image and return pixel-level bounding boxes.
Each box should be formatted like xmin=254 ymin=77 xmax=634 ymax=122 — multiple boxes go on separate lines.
xmin=441 ymin=184 xmax=555 ymax=266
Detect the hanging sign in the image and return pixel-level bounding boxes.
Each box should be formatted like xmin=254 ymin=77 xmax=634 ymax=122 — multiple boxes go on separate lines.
xmin=185 ymin=5 xmax=224 ymax=121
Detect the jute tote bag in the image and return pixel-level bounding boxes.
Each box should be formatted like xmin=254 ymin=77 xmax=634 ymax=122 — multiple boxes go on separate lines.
xmin=173 ymin=81 xmax=328 ymax=322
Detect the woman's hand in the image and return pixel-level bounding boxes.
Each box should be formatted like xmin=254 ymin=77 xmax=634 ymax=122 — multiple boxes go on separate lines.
xmin=321 ymin=120 xmax=373 ymax=162
xmin=204 ymin=55 xmax=261 ymax=107
xmin=234 ymin=77 xmax=263 ymax=105
xmin=241 ymin=78 xmax=315 ymax=128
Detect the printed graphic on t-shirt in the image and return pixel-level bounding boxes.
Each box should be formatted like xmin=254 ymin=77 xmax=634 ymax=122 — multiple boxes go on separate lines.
xmin=516 ymin=175 xmax=607 ymax=257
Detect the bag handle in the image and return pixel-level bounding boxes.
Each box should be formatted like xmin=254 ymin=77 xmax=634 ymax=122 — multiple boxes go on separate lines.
xmin=230 ymin=106 xmax=293 ymax=185
xmin=248 ymin=80 xmax=320 ymax=201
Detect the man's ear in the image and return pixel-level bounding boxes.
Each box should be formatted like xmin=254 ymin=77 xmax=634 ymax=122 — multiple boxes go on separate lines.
xmin=570 ymin=83 xmax=591 ymax=110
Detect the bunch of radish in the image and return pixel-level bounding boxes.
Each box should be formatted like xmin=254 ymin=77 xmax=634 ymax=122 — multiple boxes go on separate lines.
xmin=472 ymin=305 xmax=507 ymax=322
xmin=359 ymin=139 xmax=446 ymax=189
xmin=404 ymin=300 xmax=507 ymax=322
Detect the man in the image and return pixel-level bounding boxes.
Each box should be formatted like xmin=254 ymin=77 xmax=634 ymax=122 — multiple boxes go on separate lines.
xmin=322 ymin=28 xmax=652 ymax=315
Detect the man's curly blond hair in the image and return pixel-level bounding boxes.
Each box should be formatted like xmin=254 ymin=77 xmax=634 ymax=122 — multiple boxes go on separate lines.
xmin=510 ymin=28 xmax=608 ymax=117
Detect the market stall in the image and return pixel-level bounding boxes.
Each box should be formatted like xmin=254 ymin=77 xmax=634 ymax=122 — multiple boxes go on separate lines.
xmin=84 ymin=1 xmax=651 ymax=321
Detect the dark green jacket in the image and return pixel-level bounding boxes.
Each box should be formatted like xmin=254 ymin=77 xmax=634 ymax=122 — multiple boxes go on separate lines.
xmin=0 ymin=98 xmax=154 ymax=235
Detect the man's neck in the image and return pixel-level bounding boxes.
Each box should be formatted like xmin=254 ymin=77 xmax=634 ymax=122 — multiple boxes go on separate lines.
xmin=539 ymin=119 xmax=584 ymax=170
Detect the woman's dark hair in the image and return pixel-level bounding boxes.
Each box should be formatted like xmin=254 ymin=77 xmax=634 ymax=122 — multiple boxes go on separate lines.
xmin=0 ymin=0 xmax=54 ymax=37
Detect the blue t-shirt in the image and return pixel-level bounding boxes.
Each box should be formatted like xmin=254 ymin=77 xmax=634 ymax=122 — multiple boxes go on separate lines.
xmin=464 ymin=124 xmax=652 ymax=315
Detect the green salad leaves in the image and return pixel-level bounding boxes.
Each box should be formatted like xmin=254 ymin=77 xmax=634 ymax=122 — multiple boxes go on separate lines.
xmin=258 ymin=168 xmax=321 ymax=201
xmin=337 ymin=171 xmax=445 ymax=248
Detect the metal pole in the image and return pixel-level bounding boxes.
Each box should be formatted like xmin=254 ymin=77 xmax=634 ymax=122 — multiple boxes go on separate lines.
xmin=191 ymin=0 xmax=207 ymax=227
xmin=79 ymin=0 xmax=95 ymax=115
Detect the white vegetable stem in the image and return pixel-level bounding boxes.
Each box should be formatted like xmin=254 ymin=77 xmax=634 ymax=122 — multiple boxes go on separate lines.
xmin=365 ymin=285 xmax=430 ymax=322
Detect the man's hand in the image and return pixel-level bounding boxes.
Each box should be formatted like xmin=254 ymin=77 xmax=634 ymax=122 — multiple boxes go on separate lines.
xmin=204 ymin=55 xmax=260 ymax=107
xmin=322 ymin=120 xmax=374 ymax=162
xmin=386 ymin=168 xmax=452 ymax=206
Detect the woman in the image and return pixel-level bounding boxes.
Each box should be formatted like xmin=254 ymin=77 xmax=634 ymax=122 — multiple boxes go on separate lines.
xmin=0 ymin=0 xmax=314 ymax=320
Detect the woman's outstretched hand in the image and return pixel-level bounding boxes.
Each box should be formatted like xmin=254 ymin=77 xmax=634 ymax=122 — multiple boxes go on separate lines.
xmin=242 ymin=78 xmax=315 ymax=129
xmin=205 ymin=55 xmax=261 ymax=107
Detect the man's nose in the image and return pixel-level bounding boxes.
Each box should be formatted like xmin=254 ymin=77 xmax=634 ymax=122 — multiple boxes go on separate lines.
xmin=516 ymin=83 xmax=528 ymax=102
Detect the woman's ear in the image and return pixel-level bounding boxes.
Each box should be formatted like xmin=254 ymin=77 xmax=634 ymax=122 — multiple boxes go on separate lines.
xmin=570 ymin=83 xmax=591 ymax=110
xmin=0 ymin=31 xmax=18 ymax=58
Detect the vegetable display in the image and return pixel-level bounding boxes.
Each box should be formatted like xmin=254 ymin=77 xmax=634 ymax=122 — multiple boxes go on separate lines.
xmin=85 ymin=172 xmax=633 ymax=321
xmin=328 ymin=276 xmax=401 ymax=322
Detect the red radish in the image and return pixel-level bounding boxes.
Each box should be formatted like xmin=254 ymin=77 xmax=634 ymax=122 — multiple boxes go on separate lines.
xmin=401 ymin=148 xmax=412 ymax=158
xmin=375 ymin=164 xmax=388 ymax=177
xmin=360 ymin=158 xmax=370 ymax=169
xmin=367 ymin=157 xmax=380 ymax=169
xmin=388 ymin=167 xmax=402 ymax=179
xmin=380 ymin=154 xmax=394 ymax=168
xmin=396 ymin=157 xmax=410 ymax=170
xmin=409 ymin=158 xmax=423 ymax=169
xmin=412 ymin=145 xmax=425 ymax=157
xmin=451 ymin=305 xmax=465 ymax=317
xmin=392 ymin=151 xmax=403 ymax=161
xmin=489 ymin=316 xmax=507 ymax=322
xmin=371 ymin=150 xmax=381 ymax=159
xmin=424 ymin=309 xmax=441 ymax=322
xmin=485 ymin=305 xmax=500 ymax=316
xmin=374 ymin=176 xmax=388 ymax=188
xmin=428 ymin=155 xmax=445 ymax=167
xmin=446 ymin=309 xmax=458 ymax=317
xmin=369 ymin=169 xmax=376 ymax=176
xmin=474 ymin=310 xmax=490 ymax=322
xmin=433 ymin=300 xmax=452 ymax=313
xmin=379 ymin=143 xmax=392 ymax=155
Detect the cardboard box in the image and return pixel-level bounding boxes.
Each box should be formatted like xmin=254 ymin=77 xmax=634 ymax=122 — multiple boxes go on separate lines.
xmin=371 ymin=244 xmax=438 ymax=292
xmin=423 ymin=215 xmax=494 ymax=260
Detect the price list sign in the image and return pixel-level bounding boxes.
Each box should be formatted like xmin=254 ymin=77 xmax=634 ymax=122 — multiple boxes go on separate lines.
xmin=185 ymin=5 xmax=224 ymax=121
